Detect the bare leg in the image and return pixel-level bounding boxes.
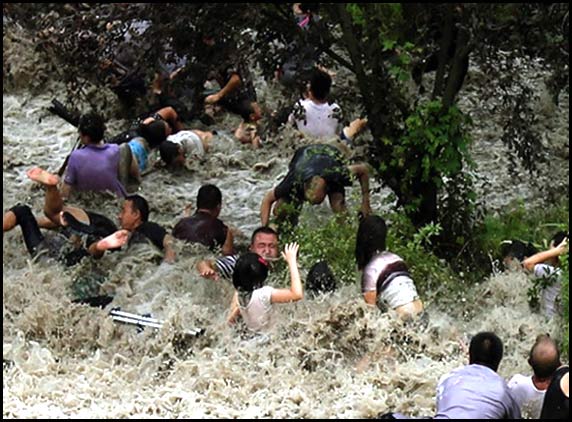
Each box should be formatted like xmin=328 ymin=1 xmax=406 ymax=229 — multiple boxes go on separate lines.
xmin=3 ymin=210 xmax=17 ymax=232
xmin=342 ymin=118 xmax=368 ymax=142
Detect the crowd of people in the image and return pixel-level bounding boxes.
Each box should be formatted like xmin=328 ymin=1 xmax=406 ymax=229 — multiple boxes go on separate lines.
xmin=3 ymin=3 xmax=568 ymax=419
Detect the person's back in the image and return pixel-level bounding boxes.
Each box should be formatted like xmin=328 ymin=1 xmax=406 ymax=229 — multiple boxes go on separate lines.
xmin=64 ymin=113 xmax=126 ymax=198
xmin=172 ymin=211 xmax=228 ymax=251
xmin=540 ymin=365 xmax=569 ymax=420
xmin=435 ymin=332 xmax=521 ymax=419
xmin=508 ymin=334 xmax=561 ymax=418
xmin=436 ymin=363 xmax=520 ymax=419
xmin=292 ymin=98 xmax=342 ymax=139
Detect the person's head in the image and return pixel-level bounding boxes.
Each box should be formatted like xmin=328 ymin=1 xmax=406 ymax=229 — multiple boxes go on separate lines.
xmin=78 ymin=112 xmax=105 ymax=144
xmin=307 ymin=261 xmax=336 ymax=295
xmin=469 ymin=332 xmax=504 ymax=372
xmin=309 ymin=69 xmax=332 ymax=102
xmin=140 ymin=120 xmax=168 ymax=148
xmin=303 ymin=176 xmax=327 ymax=205
xmin=355 ymin=215 xmax=388 ymax=270
xmin=232 ymin=252 xmax=269 ymax=293
xmin=119 ymin=194 xmax=149 ymax=231
xmin=196 ymin=184 xmax=222 ymax=215
xmin=500 ymin=239 xmax=538 ymax=270
xmin=528 ymin=334 xmax=561 ymax=380
xmin=250 ymin=226 xmax=279 ymax=259
xmin=159 ymin=141 xmax=185 ymax=167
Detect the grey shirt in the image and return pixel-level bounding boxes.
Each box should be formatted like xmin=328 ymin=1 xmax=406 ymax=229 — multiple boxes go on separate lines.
xmin=435 ymin=364 xmax=521 ymax=419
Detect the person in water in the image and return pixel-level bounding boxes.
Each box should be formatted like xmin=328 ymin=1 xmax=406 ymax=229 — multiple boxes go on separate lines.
xmin=260 ymin=143 xmax=371 ymax=227
xmin=540 ymin=364 xmax=569 ymax=420
xmin=355 ymin=215 xmax=424 ymax=320
xmin=227 ymin=242 xmax=302 ymax=332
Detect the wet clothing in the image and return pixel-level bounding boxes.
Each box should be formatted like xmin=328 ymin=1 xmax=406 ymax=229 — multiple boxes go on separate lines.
xmin=216 ymin=254 xmax=239 ymax=280
xmin=289 ymin=99 xmax=343 ymax=139
xmin=9 ymin=205 xmax=117 ymax=266
xmin=540 ymin=366 xmax=569 ymax=420
xmin=533 ymin=263 xmax=562 ymax=318
xmin=238 ymin=286 xmax=274 ymax=332
xmin=167 ymin=131 xmax=205 ymax=159
xmin=172 ymin=211 xmax=228 ymax=252
xmin=129 ymin=222 xmax=167 ymax=251
xmin=127 ymin=138 xmax=149 ymax=172
xmin=508 ymin=374 xmax=546 ymax=419
xmin=361 ymin=251 xmax=419 ymax=310
xmin=274 ymin=144 xmax=351 ymax=203
xmin=64 ymin=144 xmax=127 ymax=198
xmin=209 ymin=60 xmax=257 ymax=121
xmin=435 ymin=364 xmax=521 ymax=419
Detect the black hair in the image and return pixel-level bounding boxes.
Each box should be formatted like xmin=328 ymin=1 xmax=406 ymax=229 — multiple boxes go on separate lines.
xmin=232 ymin=252 xmax=269 ymax=292
xmin=500 ymin=240 xmax=538 ymax=263
xmin=306 ymin=261 xmax=336 ymax=295
xmin=355 ymin=215 xmax=388 ymax=270
xmin=139 ymin=120 xmax=167 ymax=149
xmin=529 ymin=334 xmax=561 ymax=379
xmin=251 ymin=226 xmax=279 ymax=245
xmin=197 ymin=184 xmax=222 ymax=210
xmin=159 ymin=141 xmax=180 ymax=166
xmin=551 ymin=231 xmax=568 ymax=247
xmin=126 ymin=194 xmax=150 ymax=222
xmin=78 ymin=112 xmax=105 ymax=142
xmin=309 ymin=69 xmax=332 ymax=102
xmin=469 ymin=332 xmax=504 ymax=372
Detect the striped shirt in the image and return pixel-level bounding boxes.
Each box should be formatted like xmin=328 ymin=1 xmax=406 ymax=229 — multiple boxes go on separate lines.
xmin=215 ymin=254 xmax=239 ymax=280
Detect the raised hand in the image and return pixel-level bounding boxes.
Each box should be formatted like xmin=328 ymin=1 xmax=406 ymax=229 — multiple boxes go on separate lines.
xmin=281 ymin=242 xmax=300 ymax=264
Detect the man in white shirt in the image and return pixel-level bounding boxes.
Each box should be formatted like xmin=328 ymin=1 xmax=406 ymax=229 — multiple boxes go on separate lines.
xmin=288 ymin=69 xmax=367 ymax=146
xmin=508 ymin=334 xmax=561 ymax=418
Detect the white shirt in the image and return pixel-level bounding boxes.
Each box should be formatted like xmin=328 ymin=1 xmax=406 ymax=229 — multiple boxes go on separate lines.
xmin=289 ymin=98 xmax=342 ymax=139
xmin=534 ymin=263 xmax=562 ymax=318
xmin=507 ymin=374 xmax=545 ymax=419
xmin=239 ymin=286 xmax=274 ymax=332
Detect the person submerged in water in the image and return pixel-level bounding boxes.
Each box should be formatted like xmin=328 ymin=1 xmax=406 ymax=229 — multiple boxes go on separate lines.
xmin=227 ymin=243 xmax=302 ymax=332
xmin=355 ymin=215 xmax=424 ymax=320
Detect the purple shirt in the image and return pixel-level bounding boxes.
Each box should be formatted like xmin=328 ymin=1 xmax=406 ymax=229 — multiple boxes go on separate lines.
xmin=435 ymin=364 xmax=521 ymax=419
xmin=64 ymin=144 xmax=126 ymax=197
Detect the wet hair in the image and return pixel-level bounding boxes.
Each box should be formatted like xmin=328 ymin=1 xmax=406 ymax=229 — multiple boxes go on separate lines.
xmin=551 ymin=231 xmax=568 ymax=247
xmin=528 ymin=334 xmax=561 ymax=379
xmin=500 ymin=240 xmax=538 ymax=263
xmin=309 ymin=69 xmax=332 ymax=101
xmin=78 ymin=112 xmax=105 ymax=142
xmin=197 ymin=184 xmax=222 ymax=210
xmin=159 ymin=141 xmax=181 ymax=166
xmin=126 ymin=194 xmax=150 ymax=223
xmin=139 ymin=120 xmax=167 ymax=148
xmin=232 ymin=252 xmax=269 ymax=292
xmin=251 ymin=226 xmax=279 ymax=245
xmin=306 ymin=261 xmax=336 ymax=295
xmin=469 ymin=332 xmax=504 ymax=372
xmin=355 ymin=215 xmax=388 ymax=270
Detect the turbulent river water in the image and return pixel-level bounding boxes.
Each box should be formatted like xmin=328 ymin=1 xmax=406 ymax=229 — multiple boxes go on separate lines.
xmin=3 ymin=23 xmax=569 ymax=418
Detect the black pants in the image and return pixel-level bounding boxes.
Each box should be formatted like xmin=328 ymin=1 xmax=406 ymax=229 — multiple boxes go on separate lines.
xmin=10 ymin=205 xmax=45 ymax=256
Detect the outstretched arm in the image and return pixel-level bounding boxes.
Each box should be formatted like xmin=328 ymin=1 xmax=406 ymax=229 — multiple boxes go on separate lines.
xmin=162 ymin=234 xmax=176 ymax=264
xmin=205 ymin=73 xmax=242 ymax=105
xmin=523 ymin=237 xmax=568 ymax=271
xmin=349 ymin=163 xmax=372 ymax=217
xmin=271 ymin=243 xmax=303 ymax=303
xmin=227 ymin=291 xmax=241 ymax=325
xmin=260 ymin=189 xmax=277 ymax=227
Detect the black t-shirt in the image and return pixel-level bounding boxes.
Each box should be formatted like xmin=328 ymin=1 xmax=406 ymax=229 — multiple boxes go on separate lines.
xmin=172 ymin=211 xmax=228 ymax=251
xmin=130 ymin=221 xmax=167 ymax=250
xmin=274 ymin=144 xmax=351 ymax=202
xmin=540 ymin=366 xmax=569 ymax=420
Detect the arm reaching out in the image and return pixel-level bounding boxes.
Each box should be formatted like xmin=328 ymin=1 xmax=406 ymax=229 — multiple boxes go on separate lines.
xmin=271 ymin=242 xmax=303 ymax=303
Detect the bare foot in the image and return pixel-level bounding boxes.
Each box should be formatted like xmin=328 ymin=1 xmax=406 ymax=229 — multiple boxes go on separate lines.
xmin=98 ymin=230 xmax=130 ymax=250
xmin=27 ymin=167 xmax=60 ymax=186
